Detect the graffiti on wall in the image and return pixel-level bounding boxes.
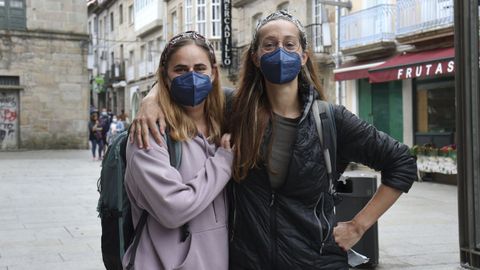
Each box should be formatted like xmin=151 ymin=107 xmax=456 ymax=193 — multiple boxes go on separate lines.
xmin=0 ymin=92 xmax=18 ymax=150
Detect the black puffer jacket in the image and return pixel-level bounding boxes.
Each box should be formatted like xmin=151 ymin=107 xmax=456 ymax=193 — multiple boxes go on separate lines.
xmin=229 ymin=86 xmax=417 ymax=270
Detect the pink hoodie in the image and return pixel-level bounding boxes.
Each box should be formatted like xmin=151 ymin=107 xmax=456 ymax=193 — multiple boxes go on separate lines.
xmin=122 ymin=134 xmax=233 ymax=270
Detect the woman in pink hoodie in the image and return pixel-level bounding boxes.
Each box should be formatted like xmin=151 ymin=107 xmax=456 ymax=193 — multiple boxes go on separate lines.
xmin=122 ymin=31 xmax=233 ymax=270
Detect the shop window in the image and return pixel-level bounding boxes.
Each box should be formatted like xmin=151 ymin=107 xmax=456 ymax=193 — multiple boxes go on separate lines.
xmin=415 ymin=78 xmax=455 ymax=147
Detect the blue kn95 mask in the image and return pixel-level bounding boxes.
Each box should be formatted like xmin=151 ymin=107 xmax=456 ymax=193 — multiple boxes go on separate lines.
xmin=171 ymin=71 xmax=213 ymax=107
xmin=260 ymin=47 xmax=302 ymax=84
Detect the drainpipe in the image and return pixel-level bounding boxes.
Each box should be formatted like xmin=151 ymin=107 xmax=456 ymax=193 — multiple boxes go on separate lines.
xmin=335 ymin=1 xmax=341 ymax=105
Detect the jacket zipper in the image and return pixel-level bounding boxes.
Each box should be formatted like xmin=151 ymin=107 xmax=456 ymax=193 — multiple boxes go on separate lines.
xmin=230 ymin=185 xmax=237 ymax=242
xmin=313 ymin=192 xmax=325 ymax=254
xmin=321 ymin=196 xmax=332 ymax=243
xmin=270 ymin=191 xmax=277 ymax=270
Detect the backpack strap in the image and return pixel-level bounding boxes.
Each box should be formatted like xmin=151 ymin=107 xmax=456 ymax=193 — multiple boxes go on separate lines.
xmin=126 ymin=210 xmax=148 ymax=270
xmin=312 ymin=100 xmax=337 ymax=195
xmin=164 ymin=131 xmax=182 ymax=169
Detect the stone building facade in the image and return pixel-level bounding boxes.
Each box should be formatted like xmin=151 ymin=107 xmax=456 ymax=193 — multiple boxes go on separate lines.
xmin=88 ymin=0 xmax=233 ymax=120
xmin=0 ymin=0 xmax=89 ymax=150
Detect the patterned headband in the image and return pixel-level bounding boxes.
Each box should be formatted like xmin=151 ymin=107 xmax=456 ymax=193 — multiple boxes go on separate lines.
xmin=160 ymin=31 xmax=216 ymax=67
xmin=250 ymin=10 xmax=308 ymax=52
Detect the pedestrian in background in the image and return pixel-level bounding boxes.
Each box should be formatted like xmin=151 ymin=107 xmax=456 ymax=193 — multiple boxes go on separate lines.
xmin=99 ymin=108 xmax=110 ymax=153
xmin=106 ymin=115 xmax=125 ymax=145
xmin=118 ymin=109 xmax=130 ymax=129
xmin=88 ymin=112 xmax=104 ymax=161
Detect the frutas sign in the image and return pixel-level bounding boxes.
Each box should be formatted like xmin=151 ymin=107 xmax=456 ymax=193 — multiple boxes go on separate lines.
xmin=396 ymin=60 xmax=455 ymax=80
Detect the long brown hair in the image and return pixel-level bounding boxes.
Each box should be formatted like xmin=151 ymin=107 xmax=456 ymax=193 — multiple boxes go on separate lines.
xmin=157 ymin=31 xmax=224 ymax=143
xmin=230 ymin=14 xmax=325 ymax=181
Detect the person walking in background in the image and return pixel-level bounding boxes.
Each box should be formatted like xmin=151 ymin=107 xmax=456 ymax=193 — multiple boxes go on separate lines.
xmin=118 ymin=109 xmax=130 ymax=129
xmin=99 ymin=108 xmax=110 ymax=153
xmin=106 ymin=115 xmax=125 ymax=145
xmin=122 ymin=31 xmax=232 ymax=270
xmin=88 ymin=112 xmax=104 ymax=161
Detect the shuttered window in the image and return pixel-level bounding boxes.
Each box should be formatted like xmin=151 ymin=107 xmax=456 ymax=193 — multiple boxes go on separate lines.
xmin=0 ymin=0 xmax=26 ymax=30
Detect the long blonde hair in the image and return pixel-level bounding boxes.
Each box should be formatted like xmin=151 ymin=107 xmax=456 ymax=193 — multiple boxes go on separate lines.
xmin=157 ymin=31 xmax=224 ymax=143
xmin=230 ymin=12 xmax=325 ymax=181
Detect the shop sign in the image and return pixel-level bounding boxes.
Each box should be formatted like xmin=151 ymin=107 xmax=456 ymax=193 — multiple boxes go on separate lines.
xmin=221 ymin=0 xmax=232 ymax=67
xmin=396 ymin=60 xmax=455 ymax=80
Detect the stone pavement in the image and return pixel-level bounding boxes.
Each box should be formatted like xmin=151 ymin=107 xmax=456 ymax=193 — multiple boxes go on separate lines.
xmin=0 ymin=150 xmax=463 ymax=270
xmin=0 ymin=150 xmax=104 ymax=270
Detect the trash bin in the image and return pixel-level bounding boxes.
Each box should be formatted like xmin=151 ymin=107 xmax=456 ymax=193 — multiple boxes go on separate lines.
xmin=335 ymin=171 xmax=379 ymax=269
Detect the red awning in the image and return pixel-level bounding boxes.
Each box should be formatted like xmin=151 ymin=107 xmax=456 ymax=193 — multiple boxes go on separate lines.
xmin=333 ymin=59 xmax=386 ymax=81
xmin=368 ymin=47 xmax=455 ymax=83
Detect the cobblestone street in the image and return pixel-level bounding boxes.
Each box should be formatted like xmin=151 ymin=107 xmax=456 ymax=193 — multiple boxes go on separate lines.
xmin=0 ymin=150 xmax=461 ymax=270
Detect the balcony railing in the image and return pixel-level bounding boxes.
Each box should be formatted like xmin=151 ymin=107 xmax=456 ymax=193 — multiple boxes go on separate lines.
xmin=340 ymin=4 xmax=396 ymax=50
xmin=305 ymin=23 xmax=332 ymax=54
xmin=396 ymin=0 xmax=453 ymax=37
xmin=126 ymin=66 xmax=135 ymax=82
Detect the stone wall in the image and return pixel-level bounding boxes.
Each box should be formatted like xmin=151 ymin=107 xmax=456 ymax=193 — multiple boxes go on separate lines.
xmin=26 ymin=0 xmax=87 ymax=34
xmin=0 ymin=31 xmax=89 ymax=149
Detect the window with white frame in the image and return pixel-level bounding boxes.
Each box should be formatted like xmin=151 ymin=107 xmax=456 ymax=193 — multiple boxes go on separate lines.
xmin=128 ymin=4 xmax=134 ymax=25
xmin=94 ymin=16 xmax=98 ymax=35
xmin=129 ymin=50 xmax=134 ymax=67
xmin=211 ymin=0 xmax=221 ymax=37
xmin=147 ymin=40 xmax=154 ymax=62
xmin=312 ymin=0 xmax=322 ymax=51
xmin=119 ymin=4 xmax=123 ymax=25
xmin=140 ymin=45 xmax=146 ymax=62
xmin=184 ymin=0 xmax=193 ymax=31
xmin=104 ymin=15 xmax=108 ymax=36
xmin=99 ymin=19 xmax=103 ymax=38
xmin=110 ymin=12 xmax=114 ymax=32
xmin=197 ymin=0 xmax=206 ymax=35
xmin=277 ymin=1 xmax=289 ymax=11
xmin=172 ymin=11 xmax=178 ymax=35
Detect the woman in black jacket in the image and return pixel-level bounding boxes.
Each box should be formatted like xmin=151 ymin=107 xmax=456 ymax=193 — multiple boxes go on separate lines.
xmin=225 ymin=11 xmax=416 ymax=269
xmin=131 ymin=10 xmax=417 ymax=270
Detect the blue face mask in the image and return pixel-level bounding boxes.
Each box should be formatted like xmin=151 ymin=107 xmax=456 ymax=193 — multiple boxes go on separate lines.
xmin=260 ymin=47 xmax=302 ymax=84
xmin=170 ymin=71 xmax=213 ymax=107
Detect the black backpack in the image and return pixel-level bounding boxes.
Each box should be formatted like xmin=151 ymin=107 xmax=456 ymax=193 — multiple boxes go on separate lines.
xmin=97 ymin=130 xmax=182 ymax=270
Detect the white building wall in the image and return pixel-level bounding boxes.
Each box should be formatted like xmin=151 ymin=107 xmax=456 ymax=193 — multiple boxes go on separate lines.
xmin=402 ymin=79 xmax=413 ymax=147
xmin=344 ymin=79 xmax=358 ymax=115
xmin=134 ymin=0 xmax=163 ymax=32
